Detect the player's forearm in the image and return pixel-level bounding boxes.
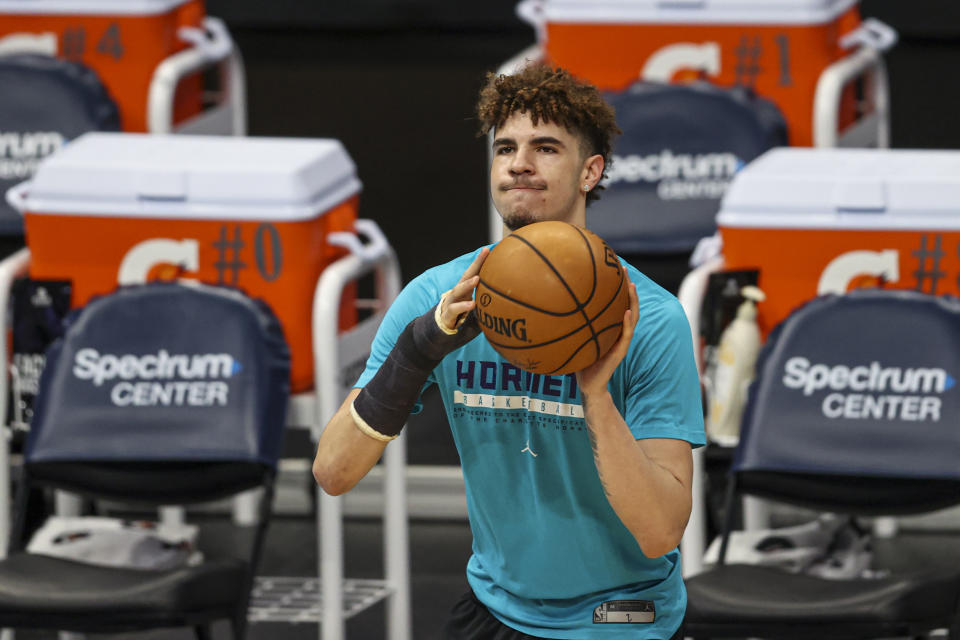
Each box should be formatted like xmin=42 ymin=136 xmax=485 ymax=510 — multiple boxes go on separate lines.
xmin=315 ymin=264 xmax=485 ymax=495
xmin=581 ymin=390 xmax=692 ymax=558
xmin=313 ymin=388 xmax=388 ymax=496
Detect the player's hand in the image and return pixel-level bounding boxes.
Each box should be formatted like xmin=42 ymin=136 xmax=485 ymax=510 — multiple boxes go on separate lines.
xmin=439 ymin=247 xmax=489 ymax=332
xmin=576 ymin=271 xmax=638 ymax=399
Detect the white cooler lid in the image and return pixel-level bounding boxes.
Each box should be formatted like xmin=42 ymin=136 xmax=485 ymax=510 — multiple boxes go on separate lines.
xmin=540 ymin=0 xmax=859 ymax=25
xmin=18 ymin=132 xmax=362 ymax=221
xmin=718 ymin=147 xmax=960 ymax=231
xmin=0 ymin=0 xmax=191 ymax=15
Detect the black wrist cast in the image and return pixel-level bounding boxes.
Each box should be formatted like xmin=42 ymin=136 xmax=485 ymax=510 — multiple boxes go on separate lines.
xmin=351 ymin=300 xmax=479 ymax=440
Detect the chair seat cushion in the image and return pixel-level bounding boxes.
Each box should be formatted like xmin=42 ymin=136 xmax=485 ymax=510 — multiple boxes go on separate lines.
xmin=686 ymin=563 xmax=960 ymax=628
xmin=0 ymin=552 xmax=247 ymax=627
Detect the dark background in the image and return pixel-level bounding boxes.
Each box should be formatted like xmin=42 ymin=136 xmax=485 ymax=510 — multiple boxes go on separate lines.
xmin=200 ymin=0 xmax=960 ymax=465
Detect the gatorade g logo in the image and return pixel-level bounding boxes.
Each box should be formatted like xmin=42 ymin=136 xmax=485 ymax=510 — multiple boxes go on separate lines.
xmin=475 ymin=308 xmax=529 ymax=342
xmin=641 ymin=42 xmax=720 ymax=83
xmin=782 ymin=357 xmax=954 ymax=422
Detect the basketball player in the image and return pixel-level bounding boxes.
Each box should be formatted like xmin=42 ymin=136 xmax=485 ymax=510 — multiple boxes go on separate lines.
xmin=313 ymin=65 xmax=705 ymax=639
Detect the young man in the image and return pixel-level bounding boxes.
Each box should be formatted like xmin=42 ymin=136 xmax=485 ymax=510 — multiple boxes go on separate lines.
xmin=313 ymin=65 xmax=705 ymax=639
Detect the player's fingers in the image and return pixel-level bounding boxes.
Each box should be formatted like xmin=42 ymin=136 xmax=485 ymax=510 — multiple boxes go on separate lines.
xmin=440 ymin=299 xmax=476 ymax=333
xmin=621 ymin=286 xmax=638 ymax=336
xmin=625 ymin=278 xmax=639 ymax=331
xmin=449 ymin=275 xmax=479 ymax=302
xmin=444 ymin=299 xmax=475 ymax=319
xmin=459 ymin=247 xmax=490 ymax=283
xmin=613 ymin=281 xmax=638 ymax=353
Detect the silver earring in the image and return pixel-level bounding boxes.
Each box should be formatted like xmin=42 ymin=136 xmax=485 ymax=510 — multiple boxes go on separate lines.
xmin=584 ymin=184 xmax=591 ymax=191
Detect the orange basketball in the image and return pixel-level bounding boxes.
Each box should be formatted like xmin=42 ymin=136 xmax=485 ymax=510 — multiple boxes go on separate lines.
xmin=476 ymin=221 xmax=630 ymax=375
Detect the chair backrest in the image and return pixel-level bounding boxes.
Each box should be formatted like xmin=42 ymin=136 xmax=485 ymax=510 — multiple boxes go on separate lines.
xmin=23 ymin=282 xmax=290 ymax=505
xmin=731 ymin=289 xmax=960 ymax=516
xmin=0 ymin=53 xmax=120 ymax=236
xmin=589 ymin=81 xmax=787 ymax=255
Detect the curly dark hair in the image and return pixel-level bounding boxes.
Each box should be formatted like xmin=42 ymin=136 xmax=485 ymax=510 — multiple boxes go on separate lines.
xmin=476 ymin=64 xmax=620 ymax=204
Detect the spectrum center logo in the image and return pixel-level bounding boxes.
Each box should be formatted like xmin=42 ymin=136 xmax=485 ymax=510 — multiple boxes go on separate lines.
xmin=73 ymin=348 xmax=240 ymax=407
xmin=782 ymin=357 xmax=955 ymax=422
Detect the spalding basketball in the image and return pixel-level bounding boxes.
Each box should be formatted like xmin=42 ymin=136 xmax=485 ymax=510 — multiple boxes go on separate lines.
xmin=475 ymin=221 xmax=630 ymax=375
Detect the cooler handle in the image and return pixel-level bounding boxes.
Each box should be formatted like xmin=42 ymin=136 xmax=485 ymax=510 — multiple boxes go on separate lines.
xmin=840 ymin=18 xmax=898 ymax=52
xmin=177 ymin=16 xmax=233 ymax=62
xmin=689 ymin=233 xmax=723 ymax=269
xmin=148 ymin=16 xmax=242 ymax=135
xmin=814 ymin=20 xmax=893 ymax=148
xmin=4 ymin=182 xmax=29 ymax=215
xmin=516 ymin=0 xmax=546 ymax=44
xmin=328 ymin=219 xmax=390 ymax=264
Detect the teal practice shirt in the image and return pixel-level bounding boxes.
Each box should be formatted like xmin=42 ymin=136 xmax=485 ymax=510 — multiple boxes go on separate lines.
xmin=356 ymin=246 xmax=706 ymax=639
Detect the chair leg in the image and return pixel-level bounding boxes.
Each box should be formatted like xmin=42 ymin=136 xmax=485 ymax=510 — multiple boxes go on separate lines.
xmin=193 ymin=624 xmax=213 ymax=640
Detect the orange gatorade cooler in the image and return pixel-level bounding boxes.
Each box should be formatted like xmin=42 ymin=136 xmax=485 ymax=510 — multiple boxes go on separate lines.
xmin=717 ymin=147 xmax=960 ymax=337
xmin=7 ymin=132 xmax=361 ymax=392
xmin=0 ymin=0 xmax=209 ymax=132
xmin=520 ymin=0 xmax=893 ymax=146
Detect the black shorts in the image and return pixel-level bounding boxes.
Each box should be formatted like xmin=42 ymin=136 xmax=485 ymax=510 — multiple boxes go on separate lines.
xmin=442 ymin=590 xmax=684 ymax=640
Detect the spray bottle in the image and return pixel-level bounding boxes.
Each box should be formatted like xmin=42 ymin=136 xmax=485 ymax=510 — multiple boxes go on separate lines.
xmin=707 ymin=285 xmax=765 ymax=443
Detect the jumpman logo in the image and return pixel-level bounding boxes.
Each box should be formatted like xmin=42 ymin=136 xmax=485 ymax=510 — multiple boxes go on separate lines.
xmin=521 ymin=440 xmax=538 ymax=458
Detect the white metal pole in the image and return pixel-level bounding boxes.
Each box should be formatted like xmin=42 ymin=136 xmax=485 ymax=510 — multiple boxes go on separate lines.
xmin=384 ymin=431 xmax=411 ymax=640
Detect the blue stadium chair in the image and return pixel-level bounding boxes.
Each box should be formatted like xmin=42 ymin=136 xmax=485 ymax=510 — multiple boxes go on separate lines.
xmin=684 ymin=289 xmax=960 ymax=639
xmin=0 ymin=282 xmax=289 ymax=639
xmin=0 ymin=54 xmax=120 ymax=246
xmin=591 ymin=81 xmax=786 ymax=258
